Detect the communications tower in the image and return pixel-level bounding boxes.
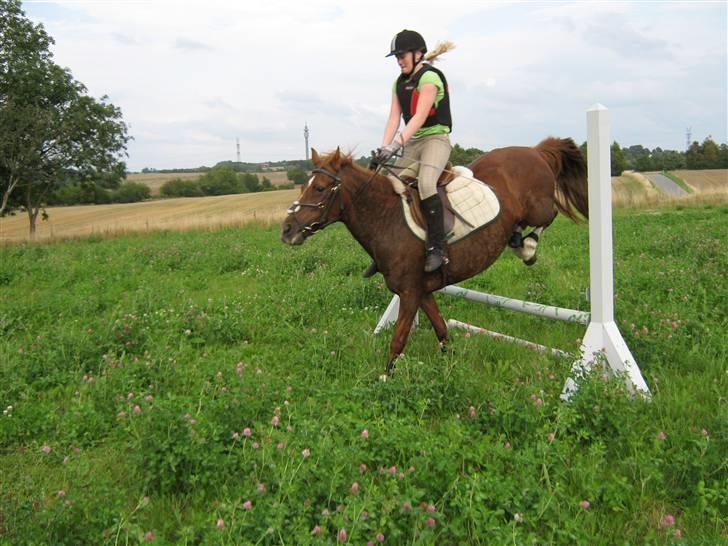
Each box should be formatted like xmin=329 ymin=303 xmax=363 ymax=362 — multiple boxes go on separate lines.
xmin=304 ymin=123 xmax=310 ymax=161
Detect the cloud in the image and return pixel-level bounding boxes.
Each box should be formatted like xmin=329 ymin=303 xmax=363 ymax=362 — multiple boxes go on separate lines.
xmin=111 ymin=32 xmax=136 ymax=46
xmin=582 ymin=13 xmax=673 ymax=60
xmin=174 ymin=37 xmax=213 ymax=51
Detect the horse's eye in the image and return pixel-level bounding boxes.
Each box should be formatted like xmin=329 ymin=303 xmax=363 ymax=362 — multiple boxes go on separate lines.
xmin=315 ymin=186 xmax=325 ymax=193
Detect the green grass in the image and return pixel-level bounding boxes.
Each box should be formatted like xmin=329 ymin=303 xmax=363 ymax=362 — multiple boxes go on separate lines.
xmin=1 ymin=204 xmax=726 ymax=544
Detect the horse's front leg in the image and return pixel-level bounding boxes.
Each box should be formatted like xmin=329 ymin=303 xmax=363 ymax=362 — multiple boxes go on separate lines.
xmin=385 ymin=291 xmax=422 ymax=375
xmin=419 ymin=292 xmax=449 ymax=352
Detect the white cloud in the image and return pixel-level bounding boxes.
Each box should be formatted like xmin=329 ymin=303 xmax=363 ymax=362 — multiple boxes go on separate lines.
xmin=22 ymin=0 xmax=727 ymax=170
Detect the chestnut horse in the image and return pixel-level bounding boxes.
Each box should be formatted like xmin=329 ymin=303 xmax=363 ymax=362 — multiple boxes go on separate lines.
xmin=280 ymin=137 xmax=588 ymax=375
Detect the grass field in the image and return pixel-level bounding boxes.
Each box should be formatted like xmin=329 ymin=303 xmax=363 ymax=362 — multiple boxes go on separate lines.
xmin=0 ymin=202 xmax=726 ymax=544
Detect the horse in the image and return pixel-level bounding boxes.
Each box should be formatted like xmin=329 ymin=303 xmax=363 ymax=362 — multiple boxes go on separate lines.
xmin=280 ymin=137 xmax=589 ymax=375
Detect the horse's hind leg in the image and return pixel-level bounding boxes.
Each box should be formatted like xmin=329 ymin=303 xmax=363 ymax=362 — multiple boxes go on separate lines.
xmin=385 ymin=291 xmax=421 ymax=375
xmin=517 ymin=226 xmax=545 ymax=266
xmin=419 ymin=293 xmax=449 ymax=352
xmin=511 ymin=205 xmax=557 ymax=266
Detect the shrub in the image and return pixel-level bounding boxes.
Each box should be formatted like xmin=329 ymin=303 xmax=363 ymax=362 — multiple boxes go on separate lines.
xmin=160 ymin=178 xmax=203 ymax=197
xmin=111 ymin=181 xmax=151 ymax=203
xmin=198 ymin=166 xmax=242 ymax=195
xmin=49 ymin=183 xmax=113 ymax=205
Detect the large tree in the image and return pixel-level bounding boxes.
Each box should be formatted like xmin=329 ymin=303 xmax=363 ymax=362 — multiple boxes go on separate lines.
xmin=0 ymin=0 xmax=129 ymax=234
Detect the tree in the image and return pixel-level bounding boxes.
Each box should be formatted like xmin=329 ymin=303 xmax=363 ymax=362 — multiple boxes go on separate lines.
xmin=0 ymin=0 xmax=129 ymax=234
xmin=286 ymin=166 xmax=308 ymax=185
xmin=449 ymin=143 xmax=485 ymax=166
xmin=700 ymin=137 xmax=720 ymax=168
xmin=198 ymin=166 xmax=241 ymax=195
xmin=160 ymin=178 xmax=203 ymax=197
xmin=112 ymin=181 xmax=150 ymax=203
xmin=610 ymin=142 xmax=627 ymax=176
xmin=242 ymin=173 xmax=261 ymax=193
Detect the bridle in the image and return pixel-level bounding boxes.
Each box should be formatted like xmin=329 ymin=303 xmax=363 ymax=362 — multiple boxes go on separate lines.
xmin=285 ymin=167 xmax=345 ymax=239
xmin=285 ymin=162 xmax=382 ymax=239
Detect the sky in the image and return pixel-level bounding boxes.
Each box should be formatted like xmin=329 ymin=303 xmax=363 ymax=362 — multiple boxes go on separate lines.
xmin=22 ymin=0 xmax=728 ymax=172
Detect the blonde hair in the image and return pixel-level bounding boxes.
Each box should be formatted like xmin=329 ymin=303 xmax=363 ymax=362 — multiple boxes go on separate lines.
xmin=424 ymin=41 xmax=456 ymax=62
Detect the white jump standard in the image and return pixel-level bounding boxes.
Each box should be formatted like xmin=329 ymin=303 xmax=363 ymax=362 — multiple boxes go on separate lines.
xmin=374 ymin=104 xmax=650 ymax=399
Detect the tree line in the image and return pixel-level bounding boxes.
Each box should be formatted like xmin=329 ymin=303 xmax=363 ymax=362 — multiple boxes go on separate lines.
xmin=160 ymin=167 xmax=282 ymax=198
xmin=449 ymin=140 xmax=728 ymax=177
xmin=607 ymin=137 xmax=728 ymax=176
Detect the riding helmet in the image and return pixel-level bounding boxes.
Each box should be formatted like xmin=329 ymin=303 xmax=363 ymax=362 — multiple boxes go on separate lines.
xmin=386 ymin=29 xmax=427 ymax=57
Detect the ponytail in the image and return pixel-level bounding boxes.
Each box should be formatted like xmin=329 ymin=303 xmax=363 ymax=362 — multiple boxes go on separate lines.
xmin=424 ymin=41 xmax=456 ymax=62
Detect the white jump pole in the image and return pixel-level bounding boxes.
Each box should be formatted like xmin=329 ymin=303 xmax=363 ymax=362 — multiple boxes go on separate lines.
xmin=560 ymin=104 xmax=650 ymax=400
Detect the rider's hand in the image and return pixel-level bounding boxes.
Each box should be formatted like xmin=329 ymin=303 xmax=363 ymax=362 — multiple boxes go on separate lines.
xmin=375 ymin=140 xmax=402 ymax=164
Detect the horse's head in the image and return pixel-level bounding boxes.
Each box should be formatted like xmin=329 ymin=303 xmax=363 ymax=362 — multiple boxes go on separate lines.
xmin=280 ymin=147 xmax=353 ymax=245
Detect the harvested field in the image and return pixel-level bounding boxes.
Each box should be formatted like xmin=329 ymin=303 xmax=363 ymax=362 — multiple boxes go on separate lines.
xmin=0 ymin=189 xmax=298 ymax=244
xmin=672 ymin=169 xmax=728 ymax=194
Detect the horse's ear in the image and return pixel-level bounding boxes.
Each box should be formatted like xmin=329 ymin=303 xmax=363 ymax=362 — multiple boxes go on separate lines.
xmin=331 ymin=147 xmax=342 ymax=164
xmin=311 ymin=148 xmax=321 ymax=166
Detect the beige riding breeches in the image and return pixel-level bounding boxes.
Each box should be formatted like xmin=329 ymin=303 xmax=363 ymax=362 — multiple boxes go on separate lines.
xmin=392 ymin=133 xmax=452 ymax=199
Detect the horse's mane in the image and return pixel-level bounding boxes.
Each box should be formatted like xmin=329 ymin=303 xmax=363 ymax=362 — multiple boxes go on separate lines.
xmin=318 ymin=149 xmax=375 ymax=178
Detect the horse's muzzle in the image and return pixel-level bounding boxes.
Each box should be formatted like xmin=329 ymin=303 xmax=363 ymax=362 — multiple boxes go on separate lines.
xmin=280 ymin=221 xmax=305 ymax=245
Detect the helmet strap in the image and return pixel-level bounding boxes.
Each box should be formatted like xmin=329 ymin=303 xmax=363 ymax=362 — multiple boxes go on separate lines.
xmin=404 ymin=51 xmax=423 ymax=79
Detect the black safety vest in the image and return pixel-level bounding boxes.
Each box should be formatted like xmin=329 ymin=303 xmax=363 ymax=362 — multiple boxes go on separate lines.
xmin=395 ymin=64 xmax=452 ymax=131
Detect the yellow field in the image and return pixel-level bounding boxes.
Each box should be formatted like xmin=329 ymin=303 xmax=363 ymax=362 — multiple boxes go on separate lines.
xmin=127 ymin=171 xmax=292 ymax=195
xmin=0 ymin=189 xmax=298 ymax=244
xmin=672 ymin=169 xmax=728 ymax=194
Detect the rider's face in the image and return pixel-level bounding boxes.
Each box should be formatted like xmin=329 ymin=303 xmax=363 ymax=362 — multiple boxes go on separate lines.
xmin=396 ymin=51 xmax=420 ymax=73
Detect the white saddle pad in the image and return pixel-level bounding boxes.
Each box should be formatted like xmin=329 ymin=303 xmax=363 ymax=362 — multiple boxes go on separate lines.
xmin=399 ymin=166 xmax=501 ymax=243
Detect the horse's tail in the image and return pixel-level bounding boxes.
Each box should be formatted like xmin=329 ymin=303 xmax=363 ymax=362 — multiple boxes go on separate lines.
xmin=536 ymin=137 xmax=589 ymax=222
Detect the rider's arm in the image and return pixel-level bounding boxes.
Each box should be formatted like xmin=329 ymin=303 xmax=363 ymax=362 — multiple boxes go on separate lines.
xmin=381 ymin=91 xmax=402 ymax=146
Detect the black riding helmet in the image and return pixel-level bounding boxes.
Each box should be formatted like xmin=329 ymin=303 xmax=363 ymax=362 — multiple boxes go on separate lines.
xmin=386 ymin=29 xmax=427 ymax=57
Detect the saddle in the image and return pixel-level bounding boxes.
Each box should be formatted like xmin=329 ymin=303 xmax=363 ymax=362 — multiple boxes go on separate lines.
xmin=388 ymin=162 xmax=501 ymax=243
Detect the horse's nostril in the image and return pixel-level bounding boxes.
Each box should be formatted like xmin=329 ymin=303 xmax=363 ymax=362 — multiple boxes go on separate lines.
xmin=282 ymin=223 xmax=291 ymax=234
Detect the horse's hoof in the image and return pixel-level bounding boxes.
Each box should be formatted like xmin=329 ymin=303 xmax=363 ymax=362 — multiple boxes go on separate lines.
xmin=524 ymin=256 xmax=537 ymax=266
xmin=379 ymin=374 xmax=389 ymax=382
xmin=439 ymin=340 xmax=450 ymax=353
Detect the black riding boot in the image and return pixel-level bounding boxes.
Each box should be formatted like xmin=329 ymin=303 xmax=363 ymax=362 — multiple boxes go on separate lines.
xmin=421 ymin=195 xmax=448 ymax=272
xmin=362 ymin=260 xmax=378 ymax=278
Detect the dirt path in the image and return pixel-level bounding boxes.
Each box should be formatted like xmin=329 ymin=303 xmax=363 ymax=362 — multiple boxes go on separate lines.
xmin=644 ymin=172 xmax=688 ymax=196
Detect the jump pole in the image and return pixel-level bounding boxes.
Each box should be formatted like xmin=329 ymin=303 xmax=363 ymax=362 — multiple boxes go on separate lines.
xmin=373 ymin=104 xmax=650 ymax=400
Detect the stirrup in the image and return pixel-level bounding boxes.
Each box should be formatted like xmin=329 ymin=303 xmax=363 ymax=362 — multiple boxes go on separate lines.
xmin=424 ymin=248 xmax=447 ymax=273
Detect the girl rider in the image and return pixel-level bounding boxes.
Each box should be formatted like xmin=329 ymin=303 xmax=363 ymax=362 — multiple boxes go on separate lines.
xmin=369 ymin=30 xmax=455 ymax=275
